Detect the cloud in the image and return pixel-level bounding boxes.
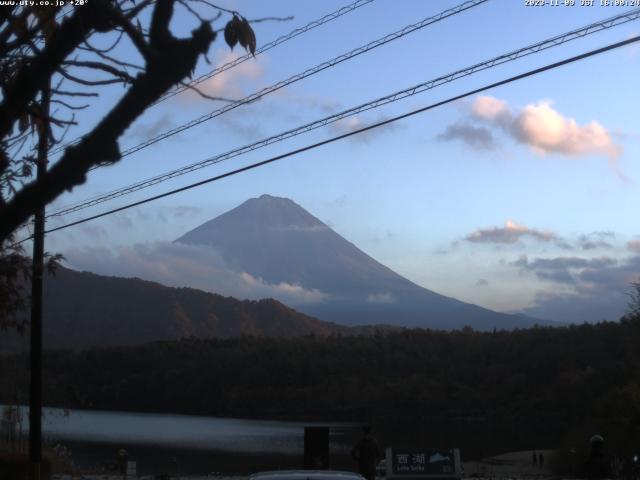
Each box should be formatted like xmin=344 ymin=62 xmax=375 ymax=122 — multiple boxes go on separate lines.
xmin=155 ymin=205 xmax=203 ymax=224
xmin=511 ymin=254 xmax=617 ymax=285
xmin=436 ymin=123 xmax=497 ymax=150
xmin=239 ymin=272 xmax=327 ymax=304
xmin=181 ymin=50 xmax=265 ymax=102
xmin=271 ymin=89 xmax=342 ymax=115
xmin=328 ymin=115 xmax=403 ymax=143
xmin=63 ymin=242 xmax=328 ymax=306
xmin=110 ymin=213 xmax=133 ymax=229
xmin=472 ymin=96 xmax=511 ymax=122
xmin=578 ymin=232 xmax=615 ymax=250
xmin=466 ymin=220 xmax=557 ymax=245
xmin=627 ymin=240 xmax=640 ymax=253
xmin=521 ymin=289 xmax=629 ymax=324
xmin=78 ymin=224 xmax=108 ymax=242
xmin=126 ymin=114 xmax=175 ymax=142
xmin=466 ymin=227 xmax=616 ymax=251
xmin=475 ymin=279 xmax=489 ymax=287
xmin=517 ymin=254 xmax=640 ymax=323
xmin=511 ymin=101 xmax=621 ymax=159
xmin=215 ymin=110 xmax=265 ymax=139
xmin=165 ymin=205 xmax=202 ymax=217
xmin=443 ymin=95 xmax=622 ymax=164
xmin=366 ymin=292 xmax=396 ymax=304
xmin=107 ymin=207 xmax=202 ymax=229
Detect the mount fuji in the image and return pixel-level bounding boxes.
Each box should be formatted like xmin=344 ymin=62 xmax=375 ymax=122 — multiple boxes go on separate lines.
xmin=176 ymin=194 xmax=547 ymax=330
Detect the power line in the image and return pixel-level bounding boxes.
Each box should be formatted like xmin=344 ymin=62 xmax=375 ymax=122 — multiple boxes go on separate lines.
xmin=158 ymin=0 xmax=375 ymax=104
xmin=50 ymin=0 xmax=489 ymax=163
xmin=27 ymin=35 xmax=637 ymax=242
xmin=47 ymin=7 xmax=640 ymax=218
xmin=49 ymin=0 xmax=376 ymax=156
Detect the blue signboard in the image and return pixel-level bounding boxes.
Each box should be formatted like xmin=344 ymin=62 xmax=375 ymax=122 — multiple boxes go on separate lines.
xmin=386 ymin=448 xmax=461 ymax=479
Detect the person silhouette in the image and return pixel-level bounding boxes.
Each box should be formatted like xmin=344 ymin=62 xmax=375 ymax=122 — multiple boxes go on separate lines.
xmin=351 ymin=425 xmax=381 ymax=480
xmin=117 ymin=448 xmax=128 ymax=479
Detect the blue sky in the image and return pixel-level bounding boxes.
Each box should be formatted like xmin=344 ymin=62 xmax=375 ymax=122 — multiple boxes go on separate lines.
xmin=33 ymin=0 xmax=640 ymax=323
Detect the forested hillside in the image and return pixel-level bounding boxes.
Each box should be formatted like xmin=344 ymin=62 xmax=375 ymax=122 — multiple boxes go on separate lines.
xmin=1 ymin=318 xmax=639 ymax=457
xmin=0 ymin=266 xmax=350 ymax=353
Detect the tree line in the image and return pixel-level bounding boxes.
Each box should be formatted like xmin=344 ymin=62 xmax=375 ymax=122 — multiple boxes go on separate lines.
xmin=1 ymin=316 xmax=639 ymax=460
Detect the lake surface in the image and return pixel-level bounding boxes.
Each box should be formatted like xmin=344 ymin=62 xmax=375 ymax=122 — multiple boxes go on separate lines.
xmin=3 ymin=406 xmax=529 ymax=474
xmin=38 ymin=407 xmax=352 ymax=453
xmin=6 ymin=406 xmax=358 ymax=475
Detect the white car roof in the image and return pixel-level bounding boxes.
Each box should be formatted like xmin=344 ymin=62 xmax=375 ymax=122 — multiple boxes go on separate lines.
xmin=249 ymin=470 xmax=365 ymax=480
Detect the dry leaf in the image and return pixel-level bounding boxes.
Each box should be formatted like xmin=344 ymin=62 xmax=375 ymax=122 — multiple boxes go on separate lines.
xmin=224 ymin=16 xmax=240 ymax=50
xmin=240 ymin=17 xmax=256 ymax=56
xmin=19 ymin=114 xmax=29 ymax=133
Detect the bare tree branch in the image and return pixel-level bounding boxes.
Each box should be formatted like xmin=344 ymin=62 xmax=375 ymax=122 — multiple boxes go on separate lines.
xmin=49 ymin=116 xmax=77 ymax=128
xmin=84 ymin=46 xmax=145 ymax=71
xmin=150 ymin=0 xmax=175 ymax=50
xmin=62 ymin=60 xmax=136 ymax=83
xmin=247 ymin=16 xmax=295 ymax=24
xmin=190 ymin=0 xmax=238 ymax=16
xmin=0 ymin=0 xmax=218 ymax=241
xmin=50 ymin=99 xmax=90 ymax=110
xmin=0 ymin=0 xmax=116 ymax=140
xmin=177 ymin=0 xmax=222 ymax=24
xmin=51 ymin=89 xmax=99 ymax=97
xmin=80 ymin=30 xmax=125 ymax=54
xmin=57 ymin=68 xmax=129 ymax=86
xmin=177 ymin=79 xmax=235 ymax=102
xmin=123 ymin=0 xmax=155 ymax=20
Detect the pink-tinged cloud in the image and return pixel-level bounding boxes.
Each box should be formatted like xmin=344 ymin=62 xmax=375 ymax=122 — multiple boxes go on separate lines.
xmin=469 ymin=96 xmax=622 ymax=160
xmin=466 ymin=220 xmax=556 ymax=244
xmin=472 ymin=96 xmax=510 ymax=122
xmin=628 ymin=240 xmax=640 ymax=253
xmin=516 ymin=102 xmax=621 ymax=158
xmin=182 ymin=50 xmax=264 ymax=102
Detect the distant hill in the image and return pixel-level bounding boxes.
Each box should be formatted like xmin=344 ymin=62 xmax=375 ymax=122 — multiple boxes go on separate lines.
xmin=0 ymin=266 xmax=351 ymax=353
xmin=177 ymin=194 xmax=551 ymax=330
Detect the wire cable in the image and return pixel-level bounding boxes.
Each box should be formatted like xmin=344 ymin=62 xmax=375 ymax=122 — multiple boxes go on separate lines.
xmin=158 ymin=0 xmax=375 ymax=104
xmin=49 ymin=0 xmax=376 ymax=156
xmin=25 ymin=35 xmax=636 ymax=242
xmin=49 ymin=0 xmax=489 ymax=162
xmin=47 ymin=7 xmax=640 ymax=218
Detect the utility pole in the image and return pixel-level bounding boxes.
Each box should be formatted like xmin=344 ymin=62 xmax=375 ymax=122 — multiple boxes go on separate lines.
xmin=30 ymin=78 xmax=50 ymax=480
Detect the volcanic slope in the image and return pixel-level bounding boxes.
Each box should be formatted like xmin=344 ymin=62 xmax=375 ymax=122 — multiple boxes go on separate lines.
xmin=176 ymin=195 xmax=548 ymax=330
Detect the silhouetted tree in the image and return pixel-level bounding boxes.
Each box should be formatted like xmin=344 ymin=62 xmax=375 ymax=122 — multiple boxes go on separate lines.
xmin=0 ymin=0 xmax=263 ymax=328
xmin=0 ymin=0 xmax=260 ymax=242
xmin=626 ymin=281 xmax=640 ymax=321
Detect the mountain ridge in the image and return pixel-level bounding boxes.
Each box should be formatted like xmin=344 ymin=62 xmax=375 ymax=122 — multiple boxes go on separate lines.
xmin=0 ymin=265 xmax=357 ymax=353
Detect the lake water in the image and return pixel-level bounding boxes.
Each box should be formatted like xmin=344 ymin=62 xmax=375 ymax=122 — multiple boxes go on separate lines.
xmin=38 ymin=407 xmax=352 ymax=453
xmin=3 ymin=406 xmax=528 ymax=474
xmin=5 ymin=406 xmax=358 ymax=475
